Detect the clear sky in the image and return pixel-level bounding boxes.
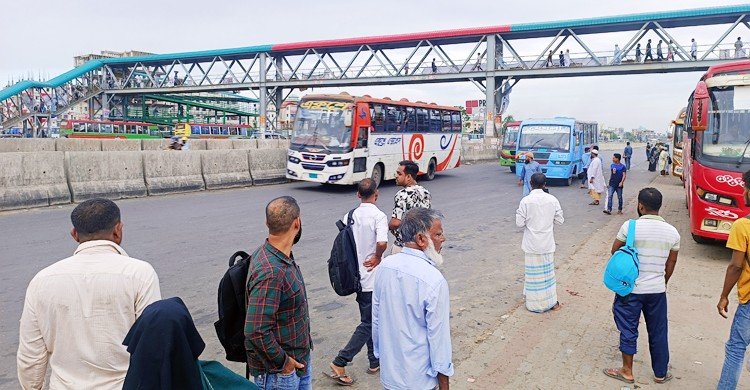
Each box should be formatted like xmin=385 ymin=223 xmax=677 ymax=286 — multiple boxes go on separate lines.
xmin=2 ymin=0 xmax=749 ymax=132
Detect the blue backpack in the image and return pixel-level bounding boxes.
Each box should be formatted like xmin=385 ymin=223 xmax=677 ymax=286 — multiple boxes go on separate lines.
xmin=603 ymin=220 xmax=640 ymax=296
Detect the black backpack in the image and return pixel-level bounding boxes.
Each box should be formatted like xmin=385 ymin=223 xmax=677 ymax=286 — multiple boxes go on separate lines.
xmin=214 ymin=250 xmax=252 ymax=363
xmin=328 ymin=209 xmax=361 ymax=296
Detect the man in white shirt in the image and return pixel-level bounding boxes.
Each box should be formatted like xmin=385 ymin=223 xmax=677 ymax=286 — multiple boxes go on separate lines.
xmin=516 ymin=173 xmax=564 ymax=313
xmin=17 ymin=198 xmax=161 ymax=390
xmin=327 ymin=178 xmax=388 ymax=385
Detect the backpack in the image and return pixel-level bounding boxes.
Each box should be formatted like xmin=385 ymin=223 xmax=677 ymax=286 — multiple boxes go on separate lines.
xmin=214 ymin=250 xmax=252 ymax=363
xmin=328 ymin=209 xmax=361 ymax=296
xmin=603 ymin=220 xmax=640 ymax=296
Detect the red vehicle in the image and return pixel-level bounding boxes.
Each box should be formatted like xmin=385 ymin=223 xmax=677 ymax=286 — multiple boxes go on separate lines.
xmin=684 ymin=60 xmax=750 ymax=243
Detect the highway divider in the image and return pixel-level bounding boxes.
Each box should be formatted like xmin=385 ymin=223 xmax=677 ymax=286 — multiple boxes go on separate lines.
xmin=65 ymin=151 xmax=147 ymax=202
xmin=0 ymin=138 xmax=56 ymax=152
xmin=55 ymin=138 xmax=103 ymax=152
xmin=249 ymin=148 xmax=288 ymax=185
xmin=142 ymin=151 xmax=205 ymax=195
xmin=205 ymin=139 xmax=234 ymax=150
xmin=0 ymin=152 xmax=71 ymax=211
xmin=101 ymin=139 xmax=141 ymax=151
xmin=200 ymin=150 xmax=254 ymax=190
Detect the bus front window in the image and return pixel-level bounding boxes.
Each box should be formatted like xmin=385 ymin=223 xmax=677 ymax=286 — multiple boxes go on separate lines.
xmin=291 ymin=100 xmax=353 ymax=153
xmin=518 ymin=125 xmax=571 ymax=152
xmin=503 ymin=126 xmax=519 ymax=148
xmin=702 ymin=86 xmax=750 ymax=159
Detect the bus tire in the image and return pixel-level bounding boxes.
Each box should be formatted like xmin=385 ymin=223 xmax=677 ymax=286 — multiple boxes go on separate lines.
xmin=371 ymin=163 xmax=384 ymax=188
xmin=425 ymin=158 xmax=437 ymax=181
xmin=692 ymin=233 xmax=714 ymax=245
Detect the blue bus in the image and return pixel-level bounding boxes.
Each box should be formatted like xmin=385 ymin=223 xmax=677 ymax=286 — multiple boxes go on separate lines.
xmin=514 ymin=117 xmax=598 ymax=185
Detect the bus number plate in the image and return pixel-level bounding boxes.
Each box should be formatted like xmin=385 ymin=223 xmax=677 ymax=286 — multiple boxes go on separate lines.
xmin=309 ymin=173 xmax=318 ymax=179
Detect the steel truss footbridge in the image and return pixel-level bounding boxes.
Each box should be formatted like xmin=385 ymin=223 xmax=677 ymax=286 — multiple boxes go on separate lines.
xmin=3 ymin=4 xmax=750 ymax=136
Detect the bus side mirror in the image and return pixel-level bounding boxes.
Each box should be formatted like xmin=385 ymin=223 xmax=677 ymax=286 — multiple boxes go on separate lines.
xmin=691 ymin=81 xmax=709 ymax=132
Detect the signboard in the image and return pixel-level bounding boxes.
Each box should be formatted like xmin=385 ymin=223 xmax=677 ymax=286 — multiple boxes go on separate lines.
xmin=465 ymin=99 xmax=486 ymax=115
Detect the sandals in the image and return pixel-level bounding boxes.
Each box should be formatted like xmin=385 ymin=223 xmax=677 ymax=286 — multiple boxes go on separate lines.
xmin=589 ymin=201 xmax=600 ymax=205
xmin=324 ymin=364 xmax=356 ymax=386
xmin=603 ymin=368 xmax=634 ymax=384
xmin=366 ymin=366 xmax=380 ymax=375
xmin=654 ymin=372 xmax=673 ymax=384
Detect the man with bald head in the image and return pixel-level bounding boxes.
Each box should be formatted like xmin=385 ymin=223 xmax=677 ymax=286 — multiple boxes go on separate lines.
xmin=245 ymin=196 xmax=312 ymax=390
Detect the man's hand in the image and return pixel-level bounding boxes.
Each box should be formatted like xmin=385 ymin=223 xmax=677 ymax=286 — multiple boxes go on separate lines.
xmin=364 ymin=256 xmax=381 ymax=271
xmin=281 ymin=355 xmax=305 ymax=374
xmin=718 ymin=296 xmax=730 ymax=319
xmin=619 ymin=182 xmax=624 ymax=188
xmin=589 ymin=178 xmax=594 ymax=184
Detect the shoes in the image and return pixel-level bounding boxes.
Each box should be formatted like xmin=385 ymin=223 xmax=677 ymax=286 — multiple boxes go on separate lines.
xmin=603 ymin=210 xmax=611 ymax=215
xmin=617 ymin=211 xmax=623 ymax=215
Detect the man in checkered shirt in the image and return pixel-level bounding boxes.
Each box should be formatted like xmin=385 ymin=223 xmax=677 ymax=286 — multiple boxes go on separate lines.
xmin=389 ymin=160 xmax=432 ymax=254
xmin=245 ymin=196 xmax=312 ymax=390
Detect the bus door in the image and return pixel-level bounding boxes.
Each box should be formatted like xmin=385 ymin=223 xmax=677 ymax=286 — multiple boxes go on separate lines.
xmin=573 ymin=123 xmax=584 ymax=173
xmin=350 ymin=102 xmax=370 ymax=182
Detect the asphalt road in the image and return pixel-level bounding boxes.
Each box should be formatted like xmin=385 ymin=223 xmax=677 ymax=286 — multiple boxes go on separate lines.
xmin=0 ymin=148 xmax=656 ymax=389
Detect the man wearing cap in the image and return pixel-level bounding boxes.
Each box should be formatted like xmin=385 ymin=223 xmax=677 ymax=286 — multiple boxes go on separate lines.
xmin=518 ymin=152 xmax=542 ymax=197
xmin=587 ymin=148 xmax=606 ymax=205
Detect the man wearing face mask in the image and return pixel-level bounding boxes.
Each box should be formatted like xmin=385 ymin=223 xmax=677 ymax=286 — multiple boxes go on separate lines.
xmin=245 ymin=196 xmax=312 ymax=390
xmin=373 ymin=207 xmax=453 ymax=390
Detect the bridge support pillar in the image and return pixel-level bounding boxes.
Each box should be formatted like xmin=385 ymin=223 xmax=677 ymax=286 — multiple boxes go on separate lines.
xmin=485 ymin=35 xmax=499 ymax=137
xmin=259 ymin=53 xmax=268 ymax=133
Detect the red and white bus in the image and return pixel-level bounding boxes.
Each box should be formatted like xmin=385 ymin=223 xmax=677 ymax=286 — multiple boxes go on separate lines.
xmin=684 ymin=60 xmax=750 ymax=243
xmin=286 ymin=93 xmax=462 ymax=186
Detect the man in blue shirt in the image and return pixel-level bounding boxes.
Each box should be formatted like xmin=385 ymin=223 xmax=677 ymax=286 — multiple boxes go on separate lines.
xmin=623 ymin=142 xmax=633 ymax=171
xmin=519 ymin=152 xmax=542 ymax=197
xmin=604 ymin=153 xmax=627 ymax=215
xmin=373 ymin=208 xmax=453 ymax=390
xmin=580 ymin=147 xmax=591 ymax=188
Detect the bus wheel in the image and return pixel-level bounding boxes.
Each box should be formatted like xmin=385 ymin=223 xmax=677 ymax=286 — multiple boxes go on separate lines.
xmin=371 ymin=164 xmax=384 ymax=188
xmin=692 ymin=234 xmax=714 ymax=244
xmin=425 ymin=159 xmax=437 ymax=181
xmin=510 ymin=165 xmax=516 ymax=173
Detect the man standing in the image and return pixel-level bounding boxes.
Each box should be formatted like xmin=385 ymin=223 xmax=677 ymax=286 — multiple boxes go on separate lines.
xmin=588 ymin=149 xmax=605 ymax=205
xmin=604 ymin=153 xmax=628 ymax=215
xmin=17 ymin=199 xmax=161 ymax=390
xmin=717 ymin=170 xmax=750 ymax=389
xmin=581 ymin=146 xmax=592 ymax=188
xmin=390 ymin=160 xmax=431 ymax=254
xmin=326 ymin=179 xmax=388 ymax=385
xmin=431 ymin=58 xmax=437 ymax=73
xmin=736 ymin=37 xmax=745 ymax=58
xmin=691 ymin=38 xmax=698 ymax=60
xmin=623 ymin=142 xmax=633 ymax=171
xmin=516 ymin=173 xmax=564 ymax=313
xmin=644 ymin=39 xmax=653 ymax=61
xmin=245 ymin=196 xmax=311 ymax=390
xmin=373 ymin=208 xmax=453 ymax=390
xmin=603 ymin=188 xmax=680 ymax=385
xmin=519 ymin=152 xmax=542 ymax=197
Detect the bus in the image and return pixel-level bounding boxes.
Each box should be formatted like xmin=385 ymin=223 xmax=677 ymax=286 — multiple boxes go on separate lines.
xmin=670 ymin=107 xmax=687 ymax=179
xmin=499 ymin=121 xmax=521 ymax=172
xmin=60 ymin=119 xmax=164 ymax=139
xmin=514 ymin=118 xmax=598 ymax=185
xmin=188 ymin=123 xmax=256 ymax=138
xmin=286 ymin=93 xmax=462 ymax=186
xmin=684 ymin=60 xmax=750 ymax=243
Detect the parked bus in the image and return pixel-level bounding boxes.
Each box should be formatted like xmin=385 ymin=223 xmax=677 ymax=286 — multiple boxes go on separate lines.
xmin=286 ymin=93 xmax=462 ymax=186
xmin=670 ymin=107 xmax=687 ymax=179
xmin=684 ymin=60 xmax=750 ymax=243
xmin=188 ymin=123 xmax=256 ymax=138
xmin=499 ymin=121 xmax=521 ymax=172
xmin=60 ymin=119 xmax=163 ymax=139
xmin=514 ymin=118 xmax=598 ymax=185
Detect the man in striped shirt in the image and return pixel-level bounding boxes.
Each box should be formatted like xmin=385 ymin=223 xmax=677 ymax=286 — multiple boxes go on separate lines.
xmin=603 ymin=188 xmax=680 ymax=385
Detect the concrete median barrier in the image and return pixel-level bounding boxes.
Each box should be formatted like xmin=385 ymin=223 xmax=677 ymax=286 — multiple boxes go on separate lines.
xmin=101 ymin=139 xmax=141 ymax=151
xmin=232 ymin=139 xmax=257 ymax=150
xmin=0 ymin=138 xmax=56 ymax=152
xmin=186 ymin=139 xmax=207 ymax=150
xmin=257 ymin=139 xmax=280 ymax=149
xmin=200 ymin=150 xmax=253 ymax=190
xmin=249 ymin=148 xmax=288 ymax=185
xmin=205 ymin=139 xmax=234 ymax=150
xmin=141 ymin=139 xmax=171 ymax=150
xmin=0 ymin=152 xmax=70 ymax=211
xmin=142 ymin=151 xmax=205 ymax=195
xmin=65 ymin=151 xmax=147 ymax=202
xmin=55 ymin=138 xmax=102 ymax=152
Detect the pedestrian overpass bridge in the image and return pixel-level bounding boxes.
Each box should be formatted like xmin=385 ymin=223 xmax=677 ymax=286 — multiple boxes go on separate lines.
xmin=3 ymin=4 xmax=750 ymax=135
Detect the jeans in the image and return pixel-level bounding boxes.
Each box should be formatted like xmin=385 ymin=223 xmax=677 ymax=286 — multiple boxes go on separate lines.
xmin=254 ymin=364 xmax=312 ymax=390
xmin=581 ymin=168 xmax=588 ymax=185
xmin=606 ymin=186 xmax=623 ymax=212
xmin=613 ymin=293 xmax=669 ymax=378
xmin=718 ymin=302 xmax=750 ymax=389
xmin=333 ymin=291 xmax=379 ymax=369
xmin=624 ymin=156 xmax=631 ymax=170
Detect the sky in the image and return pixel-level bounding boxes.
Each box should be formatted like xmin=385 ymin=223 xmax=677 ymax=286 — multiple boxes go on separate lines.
xmin=2 ymin=0 xmax=749 ymax=133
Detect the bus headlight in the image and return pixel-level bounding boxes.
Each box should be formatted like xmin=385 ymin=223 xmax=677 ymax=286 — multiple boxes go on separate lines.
xmin=327 ymin=159 xmax=351 ymax=167
xmin=553 ymin=161 xmax=571 ymax=165
xmin=696 ymin=187 xmax=735 ymax=206
xmin=288 ymin=156 xmax=300 ymax=164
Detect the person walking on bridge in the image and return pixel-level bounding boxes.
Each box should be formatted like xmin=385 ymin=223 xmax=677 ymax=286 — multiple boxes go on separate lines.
xmin=635 ymin=44 xmax=643 ymax=63
xmin=516 ymin=173 xmax=564 ymax=313
xmin=587 ymin=148 xmax=605 ymax=205
xmin=546 ymin=50 xmax=553 ymax=67
xmin=736 ymin=37 xmax=745 ymax=58
xmin=326 ymin=178 xmax=387 ymax=385
xmin=657 ymin=40 xmax=664 ymax=61
xmin=390 ymin=160 xmax=431 ymax=254
xmin=691 ymin=38 xmax=698 ymax=60
xmin=644 ymin=39 xmax=654 ymax=62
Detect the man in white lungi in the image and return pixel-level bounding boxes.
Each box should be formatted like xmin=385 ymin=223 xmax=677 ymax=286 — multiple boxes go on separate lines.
xmin=515 ymin=173 xmax=564 ymax=313
xmin=588 ymin=148 xmax=606 ymax=206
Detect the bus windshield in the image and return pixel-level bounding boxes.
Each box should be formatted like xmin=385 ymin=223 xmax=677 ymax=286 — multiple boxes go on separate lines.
xmin=503 ymin=126 xmax=519 ymax=148
xmin=702 ymin=86 xmax=750 ymax=159
xmin=291 ymin=100 xmax=353 ymax=153
xmin=518 ymin=125 xmax=571 ymax=152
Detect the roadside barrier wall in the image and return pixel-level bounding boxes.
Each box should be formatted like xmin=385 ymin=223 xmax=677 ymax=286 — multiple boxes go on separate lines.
xmin=205 ymin=139 xmax=234 ymax=150
xmin=460 ymin=140 xmax=498 ymax=162
xmin=142 ymin=151 xmax=205 ymax=195
xmin=100 ymin=139 xmax=141 ymax=152
xmin=187 ymin=139 xmax=207 ymax=150
xmin=141 ymin=139 xmax=171 ymax=150
xmin=257 ymin=139 xmax=280 ymax=149
xmin=0 ymin=152 xmax=70 ymax=211
xmin=200 ymin=150 xmax=253 ymax=190
xmin=249 ymin=148 xmax=288 ymax=185
xmin=65 ymin=151 xmax=147 ymax=202
xmin=0 ymin=139 xmax=56 ymax=152
xmin=232 ymin=139 xmax=257 ymax=150
xmin=55 ymin=138 xmax=103 ymax=152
